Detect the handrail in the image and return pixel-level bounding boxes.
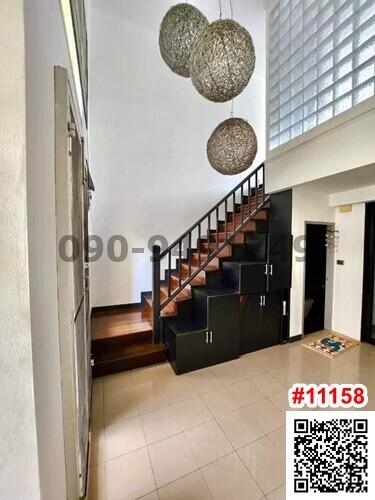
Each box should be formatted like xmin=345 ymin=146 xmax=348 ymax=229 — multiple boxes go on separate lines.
xmin=152 ymin=162 xmax=266 ymax=343
xmin=161 ymin=195 xmax=270 ymax=309
xmin=159 ymin=162 xmax=265 ymax=259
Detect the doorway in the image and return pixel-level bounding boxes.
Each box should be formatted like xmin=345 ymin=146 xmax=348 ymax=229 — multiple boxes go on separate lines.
xmin=304 ymin=223 xmax=328 ymax=334
xmin=362 ymin=202 xmax=375 ymax=345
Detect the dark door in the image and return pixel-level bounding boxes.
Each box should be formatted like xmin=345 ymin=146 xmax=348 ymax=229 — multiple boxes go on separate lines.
xmin=304 ymin=224 xmax=327 ymax=334
xmin=262 ymin=292 xmax=282 ymax=348
xmin=239 ymin=294 xmax=263 ymax=354
xmin=208 ymin=294 xmax=240 ymax=362
xmin=362 ymin=203 xmax=375 ymax=345
xmin=268 ymin=234 xmax=293 ymax=291
xmin=178 ymin=330 xmax=218 ymax=374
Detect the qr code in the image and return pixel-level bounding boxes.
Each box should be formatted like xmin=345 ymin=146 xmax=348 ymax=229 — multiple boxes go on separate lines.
xmin=286 ymin=412 xmax=374 ymax=499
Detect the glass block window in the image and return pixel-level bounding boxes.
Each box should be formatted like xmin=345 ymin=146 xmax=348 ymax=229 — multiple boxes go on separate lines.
xmin=269 ymin=0 xmax=375 ymax=150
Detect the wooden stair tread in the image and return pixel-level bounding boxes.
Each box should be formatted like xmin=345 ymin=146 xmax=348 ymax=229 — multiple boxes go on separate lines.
xmin=144 ymin=294 xmax=177 ymax=317
xmin=91 ymin=305 xmax=152 ymax=341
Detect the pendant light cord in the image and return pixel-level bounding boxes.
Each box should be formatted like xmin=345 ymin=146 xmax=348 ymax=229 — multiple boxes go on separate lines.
xmin=230 ymin=99 xmax=234 ymax=118
xmin=218 ymin=0 xmax=223 ymax=19
xmin=229 ymin=0 xmax=234 ymax=20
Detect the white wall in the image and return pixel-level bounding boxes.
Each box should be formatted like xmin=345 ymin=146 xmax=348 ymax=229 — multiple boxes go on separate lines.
xmin=0 ymin=1 xmax=40 ymax=497
xmin=331 ymin=205 xmax=366 ymax=341
xmin=89 ymin=0 xmax=267 ymax=306
xmin=290 ymin=186 xmax=335 ymax=338
xmin=25 ymin=0 xmax=88 ymax=497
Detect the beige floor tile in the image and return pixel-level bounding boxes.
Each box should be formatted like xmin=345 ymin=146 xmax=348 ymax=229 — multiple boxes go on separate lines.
xmin=104 ymin=415 xmax=146 ymax=461
xmin=211 ymin=357 xmax=265 ymax=386
xmin=148 ymin=433 xmax=198 ymax=488
xmin=202 ymin=452 xmax=263 ymax=500
xmin=267 ymin=484 xmax=286 ymax=500
xmin=91 ymin=399 xmax=104 ymax=431
xmin=267 ymin=427 xmax=286 ymax=457
xmin=138 ymin=492 xmax=158 ymax=500
xmin=103 ymin=371 xmax=134 ymax=399
xmin=158 ymin=470 xmax=211 ymax=500
xmin=141 ymin=404 xmax=184 ymax=444
xmin=225 ymin=378 xmax=264 ymax=407
xmin=134 ymin=381 xmax=171 ymax=415
xmin=131 ymin=365 xmax=160 ymax=386
xmin=217 ymin=406 xmax=264 ymax=449
xmin=202 ymin=387 xmax=241 ymax=418
xmin=92 ymin=379 xmax=104 ymax=404
xmin=106 ymin=447 xmax=156 ymax=500
xmin=270 ymin=390 xmax=290 ymax=412
xmin=185 ymin=367 xmax=222 ymax=394
xmin=161 ymin=378 xmax=198 ymax=404
xmin=90 ymin=429 xmax=105 ymax=466
xmin=87 ymin=465 xmax=105 ymax=500
xmin=248 ymin=399 xmax=285 ymax=434
xmin=104 ymin=388 xmax=139 ymax=425
xmin=250 ymin=373 xmax=286 ymax=397
xmin=174 ymin=396 xmax=212 ymax=431
xmin=238 ymin=436 xmax=285 ymax=494
xmin=185 ymin=420 xmax=233 ymax=467
xmin=153 ymin=362 xmax=176 ymax=378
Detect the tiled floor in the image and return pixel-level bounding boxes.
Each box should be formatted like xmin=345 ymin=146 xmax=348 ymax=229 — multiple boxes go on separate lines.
xmin=87 ymin=331 xmax=375 ymax=500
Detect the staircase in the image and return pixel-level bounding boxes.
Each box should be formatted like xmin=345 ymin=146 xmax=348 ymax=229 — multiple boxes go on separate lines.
xmin=92 ymin=163 xmax=271 ymax=377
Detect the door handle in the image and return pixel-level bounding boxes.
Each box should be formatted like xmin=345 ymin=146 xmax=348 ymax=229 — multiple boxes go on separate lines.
xmin=269 ymin=264 xmax=273 ymax=276
xmin=283 ymin=300 xmax=287 ymax=316
xmin=259 ymin=295 xmax=263 ymax=306
xmin=205 ymin=331 xmax=209 ymax=344
xmin=264 ymin=263 xmax=268 ymax=275
xmin=263 ymin=295 xmax=266 ymax=307
xmin=210 ymin=331 xmax=213 ymax=343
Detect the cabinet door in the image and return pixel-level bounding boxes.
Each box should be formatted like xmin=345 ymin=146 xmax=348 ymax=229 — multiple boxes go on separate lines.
xmin=239 ymin=294 xmax=263 ymax=354
xmin=240 ymin=263 xmax=268 ymax=294
xmin=208 ymin=294 xmax=240 ymax=363
xmin=261 ymin=292 xmax=282 ymax=349
xmin=268 ymin=234 xmax=292 ymax=291
xmin=177 ymin=330 xmax=217 ymax=374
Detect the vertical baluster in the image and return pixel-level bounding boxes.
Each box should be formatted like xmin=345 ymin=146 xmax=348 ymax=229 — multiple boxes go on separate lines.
xmin=188 ymin=232 xmax=192 ymax=278
xmin=198 ymin=223 xmax=201 ymax=267
xmin=262 ymin=165 xmax=265 ymax=202
xmin=232 ymin=192 xmax=235 ymax=233
xmin=168 ymin=250 xmax=171 ymax=297
xmin=216 ymin=207 xmax=219 ymax=249
xmin=152 ymin=245 xmax=161 ymax=343
xmin=256 ymin=170 xmax=259 ymax=208
xmin=248 ymin=176 xmax=251 ymax=218
xmin=241 ymin=184 xmax=244 ymax=225
xmin=178 ymin=240 xmax=182 ymax=287
xmin=208 ymin=213 xmax=211 ymax=256
xmin=225 ymin=199 xmax=228 ymax=240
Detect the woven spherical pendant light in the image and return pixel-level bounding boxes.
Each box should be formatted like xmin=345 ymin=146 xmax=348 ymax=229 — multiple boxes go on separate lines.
xmin=191 ymin=19 xmax=256 ymax=102
xmin=159 ymin=4 xmax=208 ymax=78
xmin=207 ymin=118 xmax=257 ymax=175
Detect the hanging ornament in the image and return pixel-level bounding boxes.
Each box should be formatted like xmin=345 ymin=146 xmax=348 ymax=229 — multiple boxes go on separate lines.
xmin=190 ymin=19 xmax=256 ymax=102
xmin=159 ymin=4 xmax=208 ymax=78
xmin=207 ymin=118 xmax=257 ymax=175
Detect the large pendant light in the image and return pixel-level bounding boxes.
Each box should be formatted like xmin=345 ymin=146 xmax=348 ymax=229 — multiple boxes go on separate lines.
xmin=159 ymin=4 xmax=208 ymax=78
xmin=190 ymin=19 xmax=256 ymax=102
xmin=207 ymin=118 xmax=257 ymax=175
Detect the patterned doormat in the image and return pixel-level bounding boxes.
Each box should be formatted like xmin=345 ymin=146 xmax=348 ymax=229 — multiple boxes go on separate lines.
xmin=304 ymin=333 xmax=359 ymax=358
